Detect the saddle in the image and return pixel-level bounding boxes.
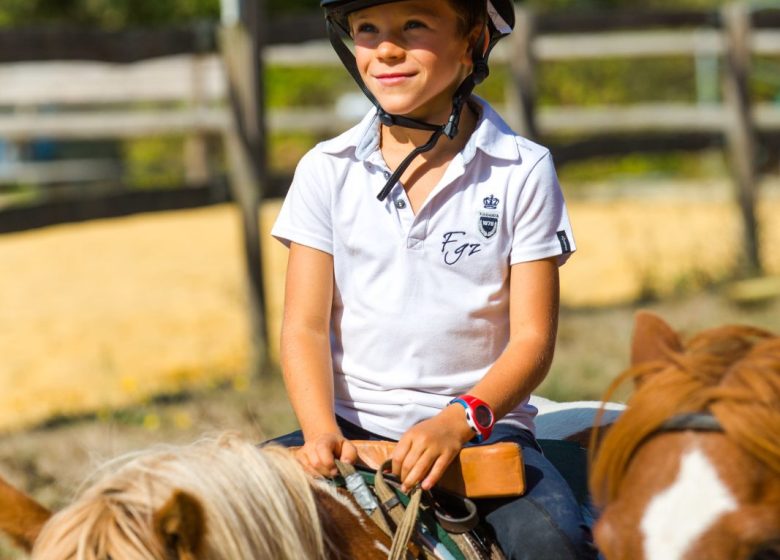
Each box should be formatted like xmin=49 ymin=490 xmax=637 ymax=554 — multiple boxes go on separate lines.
xmin=349 ymin=440 xmax=526 ymax=499
xmin=334 ymin=441 xmax=526 ymax=560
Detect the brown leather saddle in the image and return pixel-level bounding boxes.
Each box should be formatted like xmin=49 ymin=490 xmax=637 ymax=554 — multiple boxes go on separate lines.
xmin=348 ymin=440 xmax=525 ymax=498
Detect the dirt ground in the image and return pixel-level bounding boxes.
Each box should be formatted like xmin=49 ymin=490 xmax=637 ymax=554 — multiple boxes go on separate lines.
xmin=1 ymin=179 xmax=780 ymax=557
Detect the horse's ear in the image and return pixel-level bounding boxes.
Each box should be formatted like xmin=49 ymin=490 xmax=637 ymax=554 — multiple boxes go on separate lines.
xmin=0 ymin=475 xmax=52 ymax=552
xmin=153 ymin=490 xmax=206 ymax=560
xmin=631 ymin=311 xmax=683 ymax=366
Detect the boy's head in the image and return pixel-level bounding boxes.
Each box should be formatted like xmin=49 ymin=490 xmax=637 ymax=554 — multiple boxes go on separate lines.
xmin=323 ymin=0 xmax=513 ymax=116
xmin=321 ymin=0 xmax=515 ymax=201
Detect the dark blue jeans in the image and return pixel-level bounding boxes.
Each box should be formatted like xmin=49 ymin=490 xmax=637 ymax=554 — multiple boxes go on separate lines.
xmin=268 ymin=417 xmax=597 ymax=560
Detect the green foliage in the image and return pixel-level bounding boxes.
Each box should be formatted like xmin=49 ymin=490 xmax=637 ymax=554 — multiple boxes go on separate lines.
xmin=753 ymin=57 xmax=780 ymax=103
xmin=524 ymin=0 xmax=726 ymax=10
xmin=0 ymin=0 xmax=219 ymax=28
xmin=0 ymin=0 xmax=735 ymax=27
xmin=269 ymin=132 xmax=325 ymax=172
xmin=267 ymin=0 xmax=313 ymax=16
xmin=558 ymin=150 xmax=727 ymax=185
xmin=539 ymin=58 xmax=697 ymax=106
xmin=266 ymin=66 xmax=354 ymax=108
xmin=123 ymin=137 xmax=185 ymax=189
xmin=474 ymin=66 xmax=509 ymax=104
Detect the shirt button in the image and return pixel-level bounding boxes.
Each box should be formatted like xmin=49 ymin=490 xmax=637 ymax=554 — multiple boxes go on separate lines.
xmin=394 ymin=199 xmax=406 ymax=209
xmin=383 ymin=171 xmax=391 ymax=179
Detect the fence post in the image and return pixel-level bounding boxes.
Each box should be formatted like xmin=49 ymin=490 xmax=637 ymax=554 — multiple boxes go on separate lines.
xmin=508 ymin=5 xmax=538 ymax=140
xmin=722 ymin=1 xmax=761 ymax=276
xmin=220 ymin=0 xmax=269 ymax=377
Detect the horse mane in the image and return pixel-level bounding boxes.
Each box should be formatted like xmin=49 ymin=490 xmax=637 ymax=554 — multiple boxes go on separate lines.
xmin=31 ymin=434 xmax=332 ymax=560
xmin=590 ymin=324 xmax=780 ymax=507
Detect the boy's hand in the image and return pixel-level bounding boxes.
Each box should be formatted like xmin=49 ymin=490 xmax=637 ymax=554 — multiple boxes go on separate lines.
xmin=391 ymin=404 xmax=474 ymax=493
xmin=295 ymin=432 xmax=358 ymax=478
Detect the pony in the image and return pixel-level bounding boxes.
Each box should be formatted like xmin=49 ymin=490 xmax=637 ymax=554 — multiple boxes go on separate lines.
xmin=0 ymin=434 xmax=394 ymax=559
xmin=590 ymin=311 xmax=780 ymax=560
xmin=0 ymin=402 xmax=619 ymax=559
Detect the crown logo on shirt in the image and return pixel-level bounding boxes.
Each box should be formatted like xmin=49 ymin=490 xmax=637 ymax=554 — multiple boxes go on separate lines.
xmin=483 ymin=195 xmax=499 ymax=210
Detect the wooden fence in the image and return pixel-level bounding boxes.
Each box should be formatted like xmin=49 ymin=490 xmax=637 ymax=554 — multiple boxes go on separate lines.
xmin=1 ymin=3 xmax=778 ymax=321
xmin=0 ymin=13 xmax=271 ymax=375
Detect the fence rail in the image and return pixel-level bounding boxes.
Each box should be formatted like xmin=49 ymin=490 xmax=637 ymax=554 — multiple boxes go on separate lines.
xmin=1 ymin=3 xmax=779 ymax=273
xmin=0 ymin=25 xmax=217 ymax=63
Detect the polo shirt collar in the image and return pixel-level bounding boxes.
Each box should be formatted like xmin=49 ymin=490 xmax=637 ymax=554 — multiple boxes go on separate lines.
xmin=319 ymin=96 xmax=521 ymax=164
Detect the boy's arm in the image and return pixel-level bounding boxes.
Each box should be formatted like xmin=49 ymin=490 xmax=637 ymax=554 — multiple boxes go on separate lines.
xmin=280 ymin=242 xmax=357 ymax=476
xmin=392 ymin=256 xmax=560 ymax=491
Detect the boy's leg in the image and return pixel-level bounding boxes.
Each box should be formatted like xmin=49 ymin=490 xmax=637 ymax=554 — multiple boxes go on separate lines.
xmin=473 ymin=428 xmax=598 ymax=560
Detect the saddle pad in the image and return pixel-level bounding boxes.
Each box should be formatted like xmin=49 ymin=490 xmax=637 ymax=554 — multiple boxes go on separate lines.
xmin=350 ymin=440 xmax=525 ymax=498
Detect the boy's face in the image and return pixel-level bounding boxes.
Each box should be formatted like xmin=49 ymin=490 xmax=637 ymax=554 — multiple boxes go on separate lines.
xmin=349 ymin=0 xmax=476 ymax=124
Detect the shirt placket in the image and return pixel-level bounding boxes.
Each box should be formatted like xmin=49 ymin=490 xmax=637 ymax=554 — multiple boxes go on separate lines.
xmin=379 ymin=166 xmax=431 ymax=252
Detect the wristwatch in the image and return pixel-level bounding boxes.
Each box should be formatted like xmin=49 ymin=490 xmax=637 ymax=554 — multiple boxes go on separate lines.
xmin=449 ymin=395 xmax=495 ymax=443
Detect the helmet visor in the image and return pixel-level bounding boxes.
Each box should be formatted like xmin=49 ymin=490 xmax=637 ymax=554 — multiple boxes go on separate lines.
xmin=322 ymin=0 xmax=514 ymax=39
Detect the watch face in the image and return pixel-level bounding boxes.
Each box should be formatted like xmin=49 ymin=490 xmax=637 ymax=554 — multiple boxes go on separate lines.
xmin=474 ymin=404 xmax=493 ymax=428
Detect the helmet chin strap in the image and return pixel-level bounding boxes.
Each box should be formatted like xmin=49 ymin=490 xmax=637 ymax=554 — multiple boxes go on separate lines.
xmin=326 ymin=19 xmax=489 ymax=201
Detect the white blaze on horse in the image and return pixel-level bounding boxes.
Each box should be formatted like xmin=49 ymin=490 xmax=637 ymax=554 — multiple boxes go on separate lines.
xmin=590 ymin=312 xmax=780 ymax=560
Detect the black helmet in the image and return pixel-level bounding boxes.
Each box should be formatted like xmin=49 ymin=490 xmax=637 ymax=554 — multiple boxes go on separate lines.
xmin=322 ymin=0 xmax=514 ymax=55
xmin=320 ymin=0 xmax=515 ymax=201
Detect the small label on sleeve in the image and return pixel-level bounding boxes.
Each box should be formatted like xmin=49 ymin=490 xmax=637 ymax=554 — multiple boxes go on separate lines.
xmin=557 ymin=231 xmax=572 ymax=254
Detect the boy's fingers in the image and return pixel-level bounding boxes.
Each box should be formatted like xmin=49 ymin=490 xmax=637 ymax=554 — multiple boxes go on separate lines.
xmin=421 ymin=454 xmax=453 ymax=491
xmin=312 ymin=441 xmax=338 ymax=476
xmin=402 ymin=452 xmax=434 ymax=493
xmin=294 ymin=448 xmax=320 ymax=477
xmin=400 ymin=446 xmax=425 ymax=483
xmin=391 ymin=438 xmax=411 ymax=477
xmin=339 ymin=439 xmax=358 ymax=465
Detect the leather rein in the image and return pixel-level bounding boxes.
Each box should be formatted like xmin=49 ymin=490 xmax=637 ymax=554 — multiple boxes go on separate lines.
xmin=334 ymin=460 xmax=498 ymax=560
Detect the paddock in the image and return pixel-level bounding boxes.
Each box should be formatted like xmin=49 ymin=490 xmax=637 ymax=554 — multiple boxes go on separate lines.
xmin=1 ymin=181 xmax=780 ymax=433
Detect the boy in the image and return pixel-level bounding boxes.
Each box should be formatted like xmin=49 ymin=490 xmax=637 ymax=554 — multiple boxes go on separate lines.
xmin=271 ymin=0 xmax=594 ymax=558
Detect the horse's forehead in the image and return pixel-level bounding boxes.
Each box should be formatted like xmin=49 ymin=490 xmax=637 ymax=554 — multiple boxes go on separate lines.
xmin=639 ymin=443 xmax=737 ymax=560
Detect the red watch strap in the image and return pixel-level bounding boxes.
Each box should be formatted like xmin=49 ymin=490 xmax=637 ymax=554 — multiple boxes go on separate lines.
xmin=450 ymin=395 xmax=495 ymax=443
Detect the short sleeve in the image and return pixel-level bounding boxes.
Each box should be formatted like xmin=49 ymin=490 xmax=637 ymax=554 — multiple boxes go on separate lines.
xmin=271 ymin=148 xmax=334 ymax=254
xmin=509 ymin=152 xmax=576 ymax=266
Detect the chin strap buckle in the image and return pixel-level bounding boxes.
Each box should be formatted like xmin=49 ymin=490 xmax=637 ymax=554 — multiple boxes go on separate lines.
xmin=443 ymin=112 xmax=459 ymax=139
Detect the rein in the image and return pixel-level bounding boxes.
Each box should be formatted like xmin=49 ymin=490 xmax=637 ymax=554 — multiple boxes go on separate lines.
xmin=334 ymin=460 xmax=502 ymax=560
xmin=657 ymin=412 xmax=724 ymax=433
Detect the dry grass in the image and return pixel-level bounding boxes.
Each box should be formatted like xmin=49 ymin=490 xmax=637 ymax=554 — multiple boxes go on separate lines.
xmin=2 ymin=180 xmax=780 ymax=432
xmin=0 ymin=207 xmax=251 ymax=432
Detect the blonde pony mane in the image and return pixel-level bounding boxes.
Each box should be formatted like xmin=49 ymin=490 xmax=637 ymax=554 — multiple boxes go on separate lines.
xmin=590 ymin=323 xmax=780 ymax=507
xmin=32 ymin=434 xmax=331 ymax=560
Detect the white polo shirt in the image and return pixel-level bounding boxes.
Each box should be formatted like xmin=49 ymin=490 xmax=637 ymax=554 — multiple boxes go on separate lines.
xmin=272 ymin=98 xmax=575 ymax=440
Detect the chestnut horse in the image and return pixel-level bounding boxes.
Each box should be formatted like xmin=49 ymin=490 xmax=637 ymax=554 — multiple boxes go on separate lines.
xmin=590 ymin=312 xmax=780 ymax=560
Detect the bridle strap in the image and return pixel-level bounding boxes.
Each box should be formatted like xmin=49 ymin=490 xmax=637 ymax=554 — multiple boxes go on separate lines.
xmin=658 ymin=413 xmax=724 ymax=433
